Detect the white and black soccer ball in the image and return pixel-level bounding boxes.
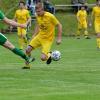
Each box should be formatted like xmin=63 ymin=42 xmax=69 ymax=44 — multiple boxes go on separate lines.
xmin=51 ymin=50 xmax=61 ymax=61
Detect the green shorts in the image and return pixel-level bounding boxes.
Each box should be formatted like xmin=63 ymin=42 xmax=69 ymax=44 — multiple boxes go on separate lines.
xmin=0 ymin=33 xmax=7 ymax=45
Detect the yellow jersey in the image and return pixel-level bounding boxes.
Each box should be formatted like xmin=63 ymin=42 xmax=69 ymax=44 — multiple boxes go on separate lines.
xmin=36 ymin=12 xmax=59 ymax=41
xmin=92 ymin=6 xmax=100 ymax=23
xmin=77 ymin=10 xmax=87 ymax=22
xmin=14 ymin=9 xmax=30 ymax=24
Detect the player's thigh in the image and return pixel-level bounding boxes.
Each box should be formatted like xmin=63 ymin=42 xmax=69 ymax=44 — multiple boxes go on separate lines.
xmin=29 ymin=36 xmax=41 ymax=49
xmin=3 ymin=40 xmax=15 ymax=50
xmin=41 ymin=40 xmax=53 ymax=56
xmin=0 ymin=33 xmax=7 ymax=45
xmin=21 ymin=28 xmax=27 ymax=37
xmin=83 ymin=22 xmax=87 ymax=29
xmin=17 ymin=27 xmax=27 ymax=37
xmin=78 ymin=23 xmax=82 ymax=29
xmin=95 ymin=23 xmax=100 ymax=33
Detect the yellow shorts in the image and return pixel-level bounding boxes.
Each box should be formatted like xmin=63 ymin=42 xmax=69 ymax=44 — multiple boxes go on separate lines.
xmin=78 ymin=21 xmax=87 ymax=29
xmin=17 ymin=27 xmax=27 ymax=36
xmin=94 ymin=22 xmax=100 ymax=33
xmin=29 ymin=36 xmax=53 ymax=56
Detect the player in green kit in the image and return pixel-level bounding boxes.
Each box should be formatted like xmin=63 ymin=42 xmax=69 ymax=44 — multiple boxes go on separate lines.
xmin=0 ymin=10 xmax=34 ymax=65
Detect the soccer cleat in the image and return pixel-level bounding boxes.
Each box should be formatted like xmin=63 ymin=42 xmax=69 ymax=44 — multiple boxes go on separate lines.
xmin=22 ymin=64 xmax=31 ymax=69
xmin=22 ymin=61 xmax=31 ymax=69
xmin=85 ymin=37 xmax=91 ymax=39
xmin=77 ymin=37 xmax=80 ymax=39
xmin=22 ymin=66 xmax=30 ymax=69
xmin=97 ymin=47 xmax=100 ymax=51
xmin=46 ymin=56 xmax=52 ymax=64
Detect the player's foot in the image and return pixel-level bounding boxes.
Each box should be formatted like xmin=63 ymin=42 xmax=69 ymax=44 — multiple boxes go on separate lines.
xmin=46 ymin=56 xmax=52 ymax=64
xmin=22 ymin=64 xmax=31 ymax=69
xmin=97 ymin=47 xmax=100 ymax=50
xmin=76 ymin=37 xmax=80 ymax=39
xmin=85 ymin=37 xmax=91 ymax=39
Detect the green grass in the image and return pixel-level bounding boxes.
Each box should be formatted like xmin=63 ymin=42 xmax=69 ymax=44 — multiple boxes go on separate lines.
xmin=0 ymin=1 xmax=99 ymax=99
xmin=0 ymin=34 xmax=100 ymax=100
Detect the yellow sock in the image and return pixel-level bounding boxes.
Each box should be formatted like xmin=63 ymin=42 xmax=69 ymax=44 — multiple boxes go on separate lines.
xmin=84 ymin=30 xmax=88 ymax=38
xmin=45 ymin=52 xmax=51 ymax=61
xmin=77 ymin=30 xmax=81 ymax=36
xmin=48 ymin=53 xmax=51 ymax=59
xmin=96 ymin=38 xmax=100 ymax=48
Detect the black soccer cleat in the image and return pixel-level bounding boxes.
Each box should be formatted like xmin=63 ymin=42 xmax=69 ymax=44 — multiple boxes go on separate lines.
xmin=77 ymin=37 xmax=80 ymax=39
xmin=22 ymin=66 xmax=30 ymax=69
xmin=85 ymin=37 xmax=91 ymax=39
xmin=46 ymin=56 xmax=52 ymax=64
xmin=22 ymin=63 xmax=31 ymax=69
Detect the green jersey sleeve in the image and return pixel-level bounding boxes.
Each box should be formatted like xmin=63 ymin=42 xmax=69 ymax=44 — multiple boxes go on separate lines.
xmin=0 ymin=10 xmax=5 ymax=20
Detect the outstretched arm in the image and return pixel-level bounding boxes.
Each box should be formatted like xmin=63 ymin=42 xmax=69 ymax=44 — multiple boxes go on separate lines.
xmin=3 ymin=17 xmax=27 ymax=28
xmin=56 ymin=23 xmax=62 ymax=45
xmin=32 ymin=24 xmax=39 ymax=38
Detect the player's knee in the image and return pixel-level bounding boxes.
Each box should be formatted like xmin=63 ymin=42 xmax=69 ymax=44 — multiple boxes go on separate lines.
xmin=26 ymin=49 xmax=30 ymax=55
xmin=41 ymin=54 xmax=47 ymax=61
xmin=26 ymin=46 xmax=32 ymax=55
xmin=97 ymin=33 xmax=100 ymax=37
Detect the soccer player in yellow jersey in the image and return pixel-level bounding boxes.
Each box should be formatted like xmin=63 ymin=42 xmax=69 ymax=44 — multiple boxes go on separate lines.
xmin=23 ymin=3 xmax=62 ymax=69
xmin=91 ymin=0 xmax=100 ymax=49
xmin=14 ymin=1 xmax=31 ymax=50
xmin=76 ymin=5 xmax=90 ymax=39
xmin=0 ymin=10 xmax=34 ymax=65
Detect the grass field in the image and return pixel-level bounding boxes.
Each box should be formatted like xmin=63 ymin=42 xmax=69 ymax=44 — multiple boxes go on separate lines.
xmin=0 ymin=0 xmax=100 ymax=99
xmin=0 ymin=34 xmax=100 ymax=100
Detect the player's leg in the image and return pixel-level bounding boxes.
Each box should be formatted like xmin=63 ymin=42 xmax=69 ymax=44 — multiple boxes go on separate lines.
xmin=0 ymin=33 xmax=29 ymax=62
xmin=26 ymin=45 xmax=33 ymax=57
xmin=23 ymin=36 xmax=40 ymax=69
xmin=17 ymin=28 xmax=28 ymax=50
xmin=95 ymin=23 xmax=100 ymax=49
xmin=26 ymin=36 xmax=40 ymax=57
xmin=3 ymin=41 xmax=30 ymax=61
xmin=83 ymin=22 xmax=90 ymax=39
xmin=18 ymin=36 xmax=24 ymax=50
xmin=41 ymin=40 xmax=53 ymax=64
xmin=22 ymin=45 xmax=35 ymax=69
xmin=17 ymin=27 xmax=24 ymax=50
xmin=76 ymin=23 xmax=82 ymax=39
xmin=22 ymin=29 xmax=29 ymax=45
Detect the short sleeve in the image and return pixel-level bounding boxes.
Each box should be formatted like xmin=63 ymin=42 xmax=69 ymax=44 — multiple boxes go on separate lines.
xmin=27 ymin=10 xmax=30 ymax=18
xmin=50 ymin=14 xmax=60 ymax=25
xmin=0 ymin=11 xmax=5 ymax=20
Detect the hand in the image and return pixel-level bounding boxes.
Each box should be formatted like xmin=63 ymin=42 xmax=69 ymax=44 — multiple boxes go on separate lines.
xmin=56 ymin=38 xmax=61 ymax=45
xmin=20 ymin=24 xmax=27 ymax=28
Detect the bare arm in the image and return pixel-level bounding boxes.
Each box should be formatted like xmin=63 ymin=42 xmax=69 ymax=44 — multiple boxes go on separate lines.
xmin=26 ymin=17 xmax=31 ymax=25
xmin=77 ymin=16 xmax=81 ymax=23
xmin=56 ymin=23 xmax=62 ymax=45
xmin=32 ymin=24 xmax=39 ymax=38
xmin=89 ymin=8 xmax=94 ymax=27
xmin=3 ymin=17 xmax=27 ymax=28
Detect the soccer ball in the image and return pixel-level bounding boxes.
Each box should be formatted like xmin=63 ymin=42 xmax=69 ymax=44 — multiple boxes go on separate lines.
xmin=51 ymin=50 xmax=61 ymax=61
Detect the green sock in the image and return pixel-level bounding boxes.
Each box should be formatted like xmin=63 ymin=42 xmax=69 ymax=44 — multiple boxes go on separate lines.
xmin=12 ymin=48 xmax=28 ymax=61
